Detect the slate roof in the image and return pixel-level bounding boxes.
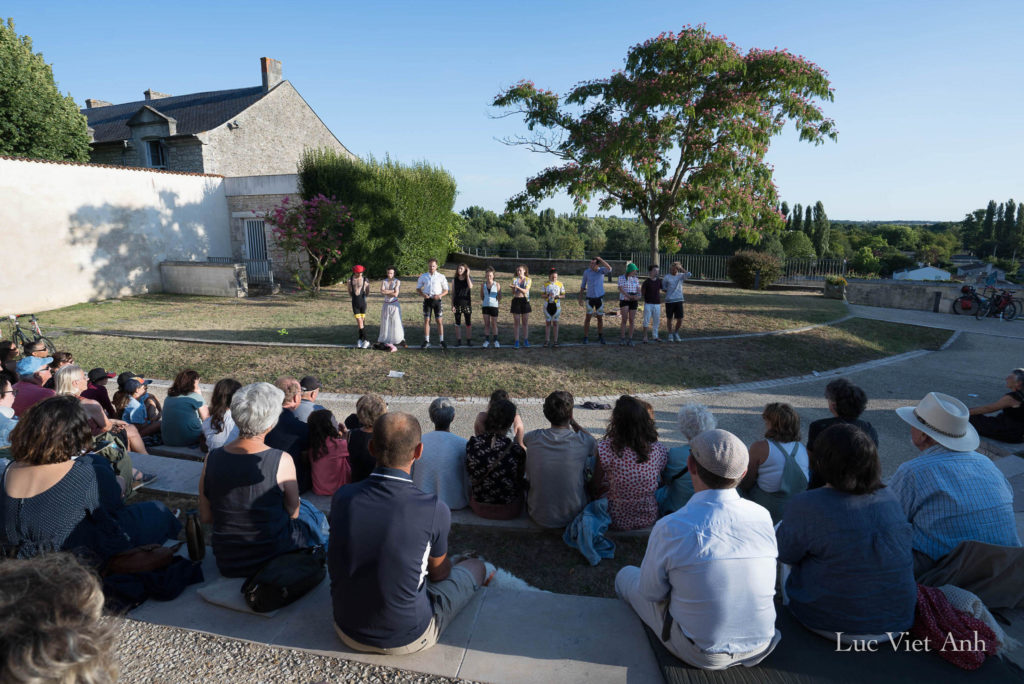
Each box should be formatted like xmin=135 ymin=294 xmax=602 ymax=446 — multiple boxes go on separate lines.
xmin=82 ymin=86 xmax=269 ymax=143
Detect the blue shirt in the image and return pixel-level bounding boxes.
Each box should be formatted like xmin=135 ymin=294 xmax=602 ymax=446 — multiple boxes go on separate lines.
xmin=776 ymin=487 xmax=916 ymax=633
xmin=888 ymin=445 xmax=1021 ymax=560
xmin=0 ymin=408 xmax=17 ymax=448
xmin=161 ymin=392 xmax=204 ymax=446
xmin=122 ymin=397 xmax=149 ymax=425
xmin=580 ymin=267 xmax=609 ymax=298
xmin=655 ymin=445 xmax=695 ymax=515
xmin=329 ymin=467 xmax=451 ymax=649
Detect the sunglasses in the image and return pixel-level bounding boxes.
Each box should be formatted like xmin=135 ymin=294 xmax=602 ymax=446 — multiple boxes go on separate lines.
xmin=0 ymin=387 xmax=18 ymax=397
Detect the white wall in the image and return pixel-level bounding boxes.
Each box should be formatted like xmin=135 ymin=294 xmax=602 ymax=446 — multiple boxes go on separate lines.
xmin=0 ymin=157 xmax=231 ymax=313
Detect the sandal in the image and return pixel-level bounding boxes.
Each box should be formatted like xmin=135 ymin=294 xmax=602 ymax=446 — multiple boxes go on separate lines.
xmin=132 ymin=470 xmax=158 ymax=489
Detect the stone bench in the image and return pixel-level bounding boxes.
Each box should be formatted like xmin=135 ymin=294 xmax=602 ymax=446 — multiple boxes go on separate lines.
xmin=147 ymin=444 xmax=205 ymax=462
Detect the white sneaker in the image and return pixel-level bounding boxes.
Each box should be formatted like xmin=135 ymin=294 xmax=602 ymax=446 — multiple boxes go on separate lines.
xmin=482 ymin=340 xmax=490 ymax=348
xmin=363 ymin=340 xmax=372 ymax=349
xmin=494 ymin=340 xmax=501 ymax=348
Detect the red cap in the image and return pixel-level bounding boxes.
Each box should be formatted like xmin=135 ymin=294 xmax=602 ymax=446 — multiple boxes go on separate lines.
xmin=352 ymin=264 xmax=365 ymax=273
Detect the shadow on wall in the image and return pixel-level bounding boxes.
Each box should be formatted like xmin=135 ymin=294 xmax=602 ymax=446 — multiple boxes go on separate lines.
xmin=67 ymin=184 xmax=226 ymax=300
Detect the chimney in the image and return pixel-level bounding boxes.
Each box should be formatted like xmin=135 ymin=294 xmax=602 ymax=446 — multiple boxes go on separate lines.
xmin=261 ymin=57 xmax=282 ymax=91
xmin=85 ymin=98 xmax=112 ymax=109
xmin=144 ymin=89 xmax=172 ymax=100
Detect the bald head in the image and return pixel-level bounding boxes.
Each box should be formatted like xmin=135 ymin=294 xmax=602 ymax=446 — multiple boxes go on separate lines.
xmin=275 ymin=376 xmax=301 ymax=408
xmin=370 ymin=412 xmax=423 ymax=468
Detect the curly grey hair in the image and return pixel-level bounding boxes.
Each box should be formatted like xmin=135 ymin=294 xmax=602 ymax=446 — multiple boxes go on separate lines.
xmin=428 ymin=397 xmax=456 ymax=431
xmin=231 ymin=382 xmax=285 ymax=438
xmin=677 ymin=403 xmax=716 ymax=442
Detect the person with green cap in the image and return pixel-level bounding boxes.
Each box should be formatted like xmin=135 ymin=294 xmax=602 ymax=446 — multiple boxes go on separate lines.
xmin=617 ymin=263 xmax=641 ymax=346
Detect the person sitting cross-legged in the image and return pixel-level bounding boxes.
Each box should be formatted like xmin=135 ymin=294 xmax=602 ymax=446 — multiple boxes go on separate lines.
xmin=12 ymin=356 xmax=55 ymax=417
xmin=656 ymin=403 xmax=716 ymax=516
xmin=806 ymin=378 xmax=879 ymax=463
xmin=740 ymin=402 xmax=809 ymax=524
xmin=616 ymin=429 xmax=780 ymax=670
xmin=329 ymin=412 xmax=487 ymax=655
xmin=466 ymin=399 xmax=527 ymax=520
xmin=412 ymin=397 xmax=469 ymax=510
xmin=523 ymin=390 xmax=599 ymax=528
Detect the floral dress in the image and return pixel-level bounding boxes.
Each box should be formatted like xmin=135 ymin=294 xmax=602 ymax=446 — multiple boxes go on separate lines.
xmin=466 ymin=434 xmax=526 ymax=518
xmin=597 ymin=439 xmax=669 ymax=530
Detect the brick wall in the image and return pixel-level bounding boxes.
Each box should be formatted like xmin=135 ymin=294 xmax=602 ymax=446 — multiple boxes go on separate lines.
xmin=226 ymin=189 xmax=309 ymax=284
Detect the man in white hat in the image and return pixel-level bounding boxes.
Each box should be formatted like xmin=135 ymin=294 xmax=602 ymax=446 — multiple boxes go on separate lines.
xmin=891 ymin=392 xmax=1020 ymax=574
xmin=615 ymin=429 xmax=780 ymax=670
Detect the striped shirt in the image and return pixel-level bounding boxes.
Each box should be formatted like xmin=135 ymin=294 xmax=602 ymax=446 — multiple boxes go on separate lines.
xmin=617 ymin=275 xmax=640 ymax=301
xmin=887 ymin=445 xmax=1020 ymax=560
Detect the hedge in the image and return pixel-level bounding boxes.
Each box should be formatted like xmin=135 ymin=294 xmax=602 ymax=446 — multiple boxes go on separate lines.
xmin=727 ymin=250 xmax=782 ymax=289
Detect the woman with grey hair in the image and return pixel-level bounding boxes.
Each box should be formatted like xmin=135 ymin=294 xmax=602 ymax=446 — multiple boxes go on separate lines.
xmin=199 ymin=382 xmax=329 ymax=578
xmin=412 ymin=397 xmax=469 ymax=509
xmin=655 ymin=403 xmax=716 ymax=515
xmin=968 ymin=368 xmax=1024 ymax=443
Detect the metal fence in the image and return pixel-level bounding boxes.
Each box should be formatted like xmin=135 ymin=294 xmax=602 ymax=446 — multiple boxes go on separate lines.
xmin=630 ymin=252 xmax=847 ymax=283
xmin=458 ymin=247 xmax=637 ymax=261
xmin=207 ymin=257 xmax=275 ymax=287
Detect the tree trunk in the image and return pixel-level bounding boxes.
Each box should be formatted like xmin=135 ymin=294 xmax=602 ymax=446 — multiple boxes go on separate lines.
xmin=647 ymin=221 xmax=660 ymax=268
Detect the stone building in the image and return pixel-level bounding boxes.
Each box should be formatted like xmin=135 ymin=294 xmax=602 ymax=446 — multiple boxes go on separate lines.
xmin=81 ymin=57 xmax=353 ymax=176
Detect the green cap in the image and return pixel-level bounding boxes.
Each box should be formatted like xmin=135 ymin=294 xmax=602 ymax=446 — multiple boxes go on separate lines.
xmin=625 ymin=262 xmax=639 ymax=272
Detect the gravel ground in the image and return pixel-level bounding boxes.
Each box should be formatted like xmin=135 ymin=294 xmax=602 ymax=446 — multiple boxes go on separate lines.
xmin=116 ymin=619 xmax=476 ymax=684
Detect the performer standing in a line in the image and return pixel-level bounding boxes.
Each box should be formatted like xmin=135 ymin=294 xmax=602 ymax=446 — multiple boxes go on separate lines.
xmin=579 ymin=256 xmax=612 ymax=344
xmin=640 ymin=264 xmax=663 ymax=343
xmin=348 ymin=265 xmax=371 ymax=349
xmin=510 ymin=265 xmax=532 ymax=349
xmin=543 ymin=267 xmax=565 ymax=347
xmin=378 ymin=265 xmax=405 ymax=347
xmin=451 ymin=264 xmax=474 ymax=346
xmin=662 ymin=261 xmax=692 ymax=342
xmin=416 ymin=258 xmax=449 ymax=349
xmin=617 ymin=263 xmax=641 ymax=346
xmin=480 ymin=267 xmax=501 ymax=348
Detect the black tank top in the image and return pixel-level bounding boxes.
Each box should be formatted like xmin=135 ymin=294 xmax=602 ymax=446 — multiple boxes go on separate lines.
xmin=1003 ymin=390 xmax=1024 ymax=424
xmin=453 ymin=277 xmax=471 ymax=305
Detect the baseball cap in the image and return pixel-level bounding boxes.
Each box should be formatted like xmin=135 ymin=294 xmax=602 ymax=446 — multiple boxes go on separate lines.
xmin=117 ymin=371 xmax=152 ymax=389
xmin=16 ymin=356 xmax=52 ymax=376
xmin=88 ymin=367 xmax=116 ymax=384
xmin=300 ymin=375 xmax=321 ymax=392
xmin=689 ymin=429 xmax=748 ymax=479
xmin=124 ymin=378 xmax=143 ymax=394
xmin=352 ymin=264 xmax=365 ymax=273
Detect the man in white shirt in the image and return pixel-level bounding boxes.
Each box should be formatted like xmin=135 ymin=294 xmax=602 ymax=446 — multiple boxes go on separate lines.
xmin=416 ymin=258 xmax=449 ymax=349
xmin=661 ymin=261 xmax=691 ymax=342
xmin=615 ymin=429 xmax=780 ymax=670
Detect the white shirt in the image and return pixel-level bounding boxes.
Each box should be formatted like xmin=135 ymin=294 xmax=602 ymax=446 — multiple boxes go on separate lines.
xmin=756 ymin=440 xmax=809 ymax=493
xmin=416 ymin=272 xmax=449 ymax=297
xmin=412 ymin=430 xmax=469 ymax=510
xmin=637 ymin=488 xmax=777 ymax=654
xmin=201 ymin=410 xmax=239 ymax=452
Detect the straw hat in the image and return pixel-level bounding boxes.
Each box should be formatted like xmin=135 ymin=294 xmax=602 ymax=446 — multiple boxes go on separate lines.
xmin=896 ymin=392 xmax=979 ymax=452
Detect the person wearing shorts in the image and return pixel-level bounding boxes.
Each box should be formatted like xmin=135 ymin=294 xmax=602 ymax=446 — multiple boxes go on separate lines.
xmin=640 ymin=264 xmax=663 ymax=343
xmin=543 ymin=268 xmax=565 ymax=347
xmin=480 ymin=267 xmax=501 ymax=348
xmin=451 ymin=263 xmax=474 ymax=347
xmin=510 ymin=265 xmax=532 ymax=349
xmin=416 ymin=259 xmax=449 ymax=349
xmin=662 ymin=261 xmax=692 ymax=342
xmin=579 ymin=256 xmax=611 ymax=344
xmin=348 ymin=265 xmax=371 ymax=349
xmin=617 ymin=263 xmax=641 ymax=346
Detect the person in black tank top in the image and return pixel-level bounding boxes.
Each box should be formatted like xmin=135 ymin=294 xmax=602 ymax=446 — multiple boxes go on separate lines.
xmin=348 ymin=265 xmax=371 ymax=349
xmin=451 ymin=264 xmax=474 ymax=346
xmin=968 ymin=368 xmax=1024 ymax=443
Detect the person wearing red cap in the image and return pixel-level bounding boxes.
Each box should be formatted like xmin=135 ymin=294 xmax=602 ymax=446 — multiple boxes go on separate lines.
xmin=348 ymin=265 xmax=372 ymax=349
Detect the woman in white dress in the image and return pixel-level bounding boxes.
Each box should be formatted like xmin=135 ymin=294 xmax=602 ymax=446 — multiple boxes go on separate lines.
xmin=378 ymin=266 xmax=406 ymax=347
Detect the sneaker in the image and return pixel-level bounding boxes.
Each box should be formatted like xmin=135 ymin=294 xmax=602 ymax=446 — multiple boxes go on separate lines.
xmin=482 ymin=339 xmax=490 ymax=348
xmin=642 ymin=338 xmax=648 ymax=344
xmin=363 ymin=339 xmax=372 ymax=349
xmin=653 ymin=337 xmax=661 ymax=343
xmin=598 ymin=335 xmax=606 ymax=345
xmin=553 ymin=341 xmax=560 ymax=347
xmin=456 ymin=339 xmax=462 ymax=347
xmin=582 ymin=336 xmax=589 ymax=345
xmin=627 ymin=339 xmax=635 ymax=347
xmin=494 ymin=340 xmax=501 ymax=348
xmin=619 ymin=338 xmax=626 ymax=346
xmin=466 ymin=339 xmax=472 ymax=347
xmin=421 ymin=341 xmax=430 ymax=349
xmin=441 ymin=340 xmax=448 ymax=350
xmin=514 ymin=340 xmax=520 ymax=349
xmin=523 ymin=340 xmax=530 ymax=348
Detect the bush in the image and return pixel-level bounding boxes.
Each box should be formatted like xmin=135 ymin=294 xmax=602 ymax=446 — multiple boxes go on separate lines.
xmin=781 ymin=231 xmax=816 ymax=258
xmin=851 ymin=246 xmax=880 ymax=275
xmin=298 ymin=149 xmax=458 ymax=281
xmin=728 ymin=250 xmax=782 ymax=289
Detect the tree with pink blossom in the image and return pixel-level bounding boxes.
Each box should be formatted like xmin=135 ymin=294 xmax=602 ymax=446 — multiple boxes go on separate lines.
xmin=262 ymin=194 xmax=352 ymax=296
xmin=492 ymin=25 xmax=837 ymax=266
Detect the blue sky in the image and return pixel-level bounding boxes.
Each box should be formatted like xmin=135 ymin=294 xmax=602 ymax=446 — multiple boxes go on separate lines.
xmin=7 ymin=1 xmax=1023 ymax=221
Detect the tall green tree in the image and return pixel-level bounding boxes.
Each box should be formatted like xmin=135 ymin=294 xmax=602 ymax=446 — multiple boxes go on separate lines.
xmin=983 ymin=200 xmax=997 ymax=242
xmin=492 ymin=25 xmax=836 ymax=266
xmin=804 ymin=205 xmax=813 ymax=236
xmin=791 ymin=203 xmax=803 ymax=234
xmin=812 ymin=201 xmax=830 ymax=256
xmin=0 ymin=18 xmax=89 ymax=161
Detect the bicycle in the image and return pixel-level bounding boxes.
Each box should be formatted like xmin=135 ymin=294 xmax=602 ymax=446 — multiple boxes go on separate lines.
xmin=951 ymin=285 xmax=982 ymax=315
xmin=975 ymin=288 xmax=1018 ymax=321
xmin=6 ymin=314 xmax=56 ymax=354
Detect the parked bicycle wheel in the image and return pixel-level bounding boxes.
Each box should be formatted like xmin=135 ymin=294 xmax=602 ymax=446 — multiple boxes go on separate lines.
xmin=1003 ymin=301 xmax=1018 ymax=321
xmin=11 ymin=329 xmax=29 ymax=348
xmin=952 ymin=295 xmax=979 ymax=315
xmin=975 ymin=300 xmax=993 ymax=320
xmin=37 ymin=336 xmax=56 ymax=355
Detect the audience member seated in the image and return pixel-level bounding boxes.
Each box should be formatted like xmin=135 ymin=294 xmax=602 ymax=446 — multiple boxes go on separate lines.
xmin=0 ymin=370 xmax=17 ymax=453
xmin=474 ymin=389 xmax=526 ymax=449
xmin=55 ymin=365 xmax=149 ymax=456
xmin=347 ymin=393 xmax=387 ymax=483
xmin=968 ymin=367 xmax=1024 ymax=443
xmin=891 ymin=392 xmax=1021 ymax=575
xmin=199 ymin=382 xmax=329 ymax=578
xmin=0 ymin=553 xmax=119 ymax=684
xmin=308 ymin=409 xmax=351 ymax=495
xmin=161 ymin=369 xmax=209 ymax=447
xmin=329 ymin=412 xmax=486 ymax=655
xmin=466 ymin=398 xmax=527 ymax=519
xmin=412 ymin=397 xmax=469 ymax=510
xmin=265 ymin=377 xmax=312 ymax=493
xmin=807 ymin=378 xmax=879 ymax=459
xmin=292 ymin=375 xmax=327 ymax=423
xmin=201 ymin=378 xmax=241 ymax=452
xmin=0 ymin=397 xmax=179 ymax=564
xmin=82 ymin=367 xmax=117 ymax=419
xmin=12 ymin=356 xmax=55 ymax=417
xmin=616 ymin=429 xmax=780 ymax=670
xmin=740 ymin=402 xmax=809 ymax=523
xmin=42 ymin=351 xmax=74 ymax=390
xmin=776 ymin=424 xmax=916 ymax=640
xmin=120 ymin=378 xmax=162 ymax=438
xmin=116 ymin=372 xmax=161 ymax=425
xmin=523 ymin=390 xmax=598 ymax=528
xmin=656 ymin=403 xmax=716 ymax=515
xmin=597 ymin=395 xmax=668 ymax=531
xmin=0 ymin=340 xmax=18 ymax=375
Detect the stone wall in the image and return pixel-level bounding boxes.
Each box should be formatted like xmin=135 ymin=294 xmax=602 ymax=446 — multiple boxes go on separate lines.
xmin=201 ymin=81 xmax=355 ymax=177
xmin=846 ymin=279 xmax=964 ymax=313
xmin=224 ymin=175 xmax=308 ymax=284
xmin=160 ymin=261 xmax=246 ymax=297
xmin=0 ymin=156 xmax=231 ymax=313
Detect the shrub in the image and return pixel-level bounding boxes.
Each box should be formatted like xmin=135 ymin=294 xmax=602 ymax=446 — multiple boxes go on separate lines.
xmin=781 ymin=231 xmax=816 ymax=258
xmin=262 ymin=194 xmax=352 ymax=296
xmin=728 ymin=250 xmax=782 ymax=289
xmin=825 ymin=275 xmax=847 ymax=287
xmin=851 ymin=246 xmax=880 ymax=275
xmin=298 ymin=149 xmax=458 ymax=281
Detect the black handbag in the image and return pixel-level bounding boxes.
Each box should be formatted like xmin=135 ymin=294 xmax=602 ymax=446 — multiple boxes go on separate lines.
xmin=241 ymin=545 xmax=326 ymax=613
xmin=185 ymin=510 xmax=205 ymax=562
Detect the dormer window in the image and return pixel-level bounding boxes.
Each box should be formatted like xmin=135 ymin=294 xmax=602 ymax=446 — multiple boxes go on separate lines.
xmin=146 ymin=140 xmax=166 ymax=168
